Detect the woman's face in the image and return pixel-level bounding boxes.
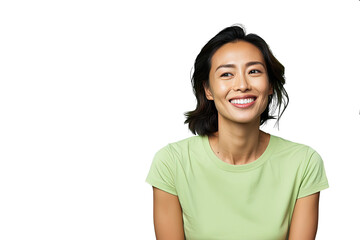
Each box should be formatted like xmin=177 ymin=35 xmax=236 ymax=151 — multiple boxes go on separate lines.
xmin=205 ymin=41 xmax=273 ymax=125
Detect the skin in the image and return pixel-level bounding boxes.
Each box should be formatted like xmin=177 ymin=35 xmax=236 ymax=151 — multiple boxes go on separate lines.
xmin=288 ymin=192 xmax=320 ymax=239
xmin=153 ymin=41 xmax=320 ymax=239
xmin=153 ymin=187 xmax=185 ymax=240
xmin=204 ymin=41 xmax=272 ymax=165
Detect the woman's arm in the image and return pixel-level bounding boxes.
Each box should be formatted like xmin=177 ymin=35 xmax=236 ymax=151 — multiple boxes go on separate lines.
xmin=152 ymin=186 xmax=185 ymax=240
xmin=288 ymin=192 xmax=320 ymax=240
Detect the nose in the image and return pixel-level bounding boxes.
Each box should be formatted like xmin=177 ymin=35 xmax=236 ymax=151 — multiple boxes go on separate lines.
xmin=233 ymin=74 xmax=250 ymax=92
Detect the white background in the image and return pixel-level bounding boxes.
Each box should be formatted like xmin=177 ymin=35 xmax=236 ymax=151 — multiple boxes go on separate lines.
xmin=0 ymin=0 xmax=359 ymax=239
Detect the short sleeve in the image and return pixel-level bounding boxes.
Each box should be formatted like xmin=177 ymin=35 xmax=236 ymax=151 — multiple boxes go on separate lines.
xmin=297 ymin=148 xmax=329 ymax=199
xmin=145 ymin=145 xmax=177 ymax=196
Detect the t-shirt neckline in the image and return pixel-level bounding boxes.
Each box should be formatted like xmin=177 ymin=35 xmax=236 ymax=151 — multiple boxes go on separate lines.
xmin=201 ymin=134 xmax=275 ymax=172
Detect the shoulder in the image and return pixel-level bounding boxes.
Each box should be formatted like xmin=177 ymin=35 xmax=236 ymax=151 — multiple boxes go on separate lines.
xmin=154 ymin=135 xmax=203 ymax=159
xmin=271 ymin=136 xmax=330 ymax=198
xmin=271 ymin=135 xmax=318 ymax=156
xmin=270 ymin=135 xmax=322 ymax=167
xmin=270 ymin=135 xmax=329 ymax=194
xmin=160 ymin=135 xmax=203 ymax=153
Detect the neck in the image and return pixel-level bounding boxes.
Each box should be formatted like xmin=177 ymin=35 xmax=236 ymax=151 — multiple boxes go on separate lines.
xmin=209 ymin=115 xmax=268 ymax=165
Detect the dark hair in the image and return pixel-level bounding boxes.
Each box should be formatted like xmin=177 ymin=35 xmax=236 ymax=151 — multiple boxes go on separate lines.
xmin=184 ymin=24 xmax=289 ymax=136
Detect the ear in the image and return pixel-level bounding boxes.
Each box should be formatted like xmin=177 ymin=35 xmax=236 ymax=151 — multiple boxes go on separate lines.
xmin=203 ymin=82 xmax=214 ymax=100
xmin=268 ymin=85 xmax=274 ymax=95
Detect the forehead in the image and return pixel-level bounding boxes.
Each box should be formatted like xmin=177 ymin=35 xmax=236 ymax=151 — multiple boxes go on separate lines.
xmin=211 ymin=41 xmax=265 ymax=67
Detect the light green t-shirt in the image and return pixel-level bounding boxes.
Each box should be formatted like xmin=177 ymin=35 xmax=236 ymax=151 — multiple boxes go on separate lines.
xmin=146 ymin=135 xmax=329 ymax=240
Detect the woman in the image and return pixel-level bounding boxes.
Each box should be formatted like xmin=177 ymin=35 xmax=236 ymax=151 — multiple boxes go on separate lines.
xmin=146 ymin=25 xmax=329 ymax=240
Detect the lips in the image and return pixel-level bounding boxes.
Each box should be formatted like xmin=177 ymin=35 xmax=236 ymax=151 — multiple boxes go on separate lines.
xmin=229 ymin=95 xmax=257 ymax=108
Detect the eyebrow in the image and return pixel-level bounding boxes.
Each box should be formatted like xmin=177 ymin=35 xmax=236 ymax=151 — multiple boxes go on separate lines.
xmin=215 ymin=61 xmax=265 ymax=72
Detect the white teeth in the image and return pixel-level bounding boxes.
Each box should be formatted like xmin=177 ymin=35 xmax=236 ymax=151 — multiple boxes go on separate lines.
xmin=230 ymin=98 xmax=255 ymax=104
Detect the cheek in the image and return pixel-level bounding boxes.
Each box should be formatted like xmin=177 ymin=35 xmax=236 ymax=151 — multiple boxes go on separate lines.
xmin=212 ymin=83 xmax=227 ymax=99
xmin=212 ymin=81 xmax=229 ymax=96
xmin=218 ymin=84 xmax=228 ymax=94
xmin=211 ymin=83 xmax=229 ymax=109
xmin=254 ymin=81 xmax=271 ymax=104
xmin=256 ymin=79 xmax=271 ymax=95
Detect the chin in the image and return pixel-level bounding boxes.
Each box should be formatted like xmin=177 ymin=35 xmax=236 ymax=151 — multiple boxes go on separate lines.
xmin=218 ymin=109 xmax=262 ymax=125
xmin=227 ymin=116 xmax=260 ymax=125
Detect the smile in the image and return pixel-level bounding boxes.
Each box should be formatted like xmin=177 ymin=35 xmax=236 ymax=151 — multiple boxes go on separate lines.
xmin=230 ymin=98 xmax=255 ymax=104
xmin=229 ymin=97 xmax=256 ymax=108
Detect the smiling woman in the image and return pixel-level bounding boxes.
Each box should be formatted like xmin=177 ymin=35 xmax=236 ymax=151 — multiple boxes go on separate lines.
xmin=145 ymin=25 xmax=329 ymax=240
xmin=185 ymin=26 xmax=288 ymax=136
xmin=205 ymin=41 xmax=273 ymax=128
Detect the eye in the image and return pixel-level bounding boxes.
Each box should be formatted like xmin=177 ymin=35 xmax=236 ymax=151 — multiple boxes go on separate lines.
xmin=249 ymin=69 xmax=261 ymax=74
xmin=220 ymin=72 xmax=233 ymax=77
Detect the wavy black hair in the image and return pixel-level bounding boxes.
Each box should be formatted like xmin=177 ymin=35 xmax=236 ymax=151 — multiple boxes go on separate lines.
xmin=184 ymin=24 xmax=289 ymax=136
